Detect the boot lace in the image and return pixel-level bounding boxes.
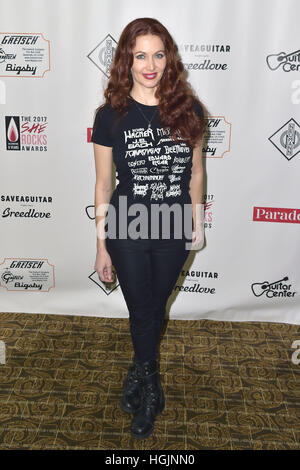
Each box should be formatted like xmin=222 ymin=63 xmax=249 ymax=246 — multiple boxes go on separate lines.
xmin=143 ymin=383 xmax=159 ymax=407
xmin=124 ymin=364 xmax=140 ymax=393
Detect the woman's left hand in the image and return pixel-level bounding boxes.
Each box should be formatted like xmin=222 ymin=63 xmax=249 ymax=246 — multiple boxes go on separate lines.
xmin=191 ymin=227 xmax=205 ymax=250
xmin=191 ymin=203 xmax=205 ymax=249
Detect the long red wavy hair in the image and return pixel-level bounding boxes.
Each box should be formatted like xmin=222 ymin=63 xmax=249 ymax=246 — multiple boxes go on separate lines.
xmin=97 ymin=17 xmax=205 ymax=148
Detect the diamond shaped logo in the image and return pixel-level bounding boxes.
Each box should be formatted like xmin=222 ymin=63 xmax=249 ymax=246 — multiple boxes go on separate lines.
xmin=89 ymin=269 xmax=119 ymax=295
xmin=87 ymin=33 xmax=117 ymax=78
xmin=268 ymin=118 xmax=300 ymax=161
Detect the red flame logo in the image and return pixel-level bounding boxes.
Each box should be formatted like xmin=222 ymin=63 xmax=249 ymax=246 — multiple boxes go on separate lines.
xmin=7 ymin=118 xmax=19 ymax=142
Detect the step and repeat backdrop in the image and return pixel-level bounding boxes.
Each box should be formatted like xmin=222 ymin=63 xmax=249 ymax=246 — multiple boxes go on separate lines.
xmin=1 ymin=0 xmax=299 ymax=324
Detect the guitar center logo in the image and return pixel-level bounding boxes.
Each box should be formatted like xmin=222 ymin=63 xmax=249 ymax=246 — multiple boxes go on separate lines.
xmin=266 ymin=48 xmax=300 ymax=72
xmin=178 ymin=43 xmax=231 ymax=72
xmin=251 ymin=276 xmax=297 ymax=299
xmin=0 ymin=33 xmax=50 ymax=77
xmin=269 ymin=118 xmax=300 ymax=161
xmin=5 ymin=115 xmax=48 ymax=151
xmin=87 ymin=34 xmax=117 ymax=78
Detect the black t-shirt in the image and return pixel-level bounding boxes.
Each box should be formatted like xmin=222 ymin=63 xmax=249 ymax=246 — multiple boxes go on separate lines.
xmin=91 ymin=96 xmax=204 ymax=240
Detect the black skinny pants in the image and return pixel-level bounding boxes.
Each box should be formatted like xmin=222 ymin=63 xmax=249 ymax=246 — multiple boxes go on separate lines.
xmin=105 ymin=237 xmax=190 ymax=363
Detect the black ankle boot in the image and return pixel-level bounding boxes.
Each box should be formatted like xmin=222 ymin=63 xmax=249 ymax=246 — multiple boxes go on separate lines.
xmin=130 ymin=359 xmax=165 ymax=439
xmin=119 ymin=356 xmax=142 ymax=414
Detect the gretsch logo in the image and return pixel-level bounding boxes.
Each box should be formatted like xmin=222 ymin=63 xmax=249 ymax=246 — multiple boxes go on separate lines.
xmin=266 ymin=48 xmax=300 ymax=72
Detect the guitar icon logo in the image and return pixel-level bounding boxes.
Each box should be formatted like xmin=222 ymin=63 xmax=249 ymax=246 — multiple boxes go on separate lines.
xmin=251 ymin=276 xmax=289 ymax=297
xmin=266 ymin=48 xmax=300 ymax=70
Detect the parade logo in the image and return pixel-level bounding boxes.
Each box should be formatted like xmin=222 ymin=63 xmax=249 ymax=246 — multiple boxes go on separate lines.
xmin=266 ymin=48 xmax=300 ymax=72
xmin=268 ymin=118 xmax=300 ymax=161
xmin=251 ymin=276 xmax=297 ymax=299
xmin=178 ymin=43 xmax=231 ymax=72
xmin=87 ymin=34 xmax=117 ymax=78
xmin=0 ymin=258 xmax=55 ymax=292
xmin=5 ymin=115 xmax=48 ymax=151
xmin=87 ymin=126 xmax=93 ymax=142
xmin=253 ymin=206 xmax=300 ymax=224
xmin=0 ymin=33 xmax=50 ymax=77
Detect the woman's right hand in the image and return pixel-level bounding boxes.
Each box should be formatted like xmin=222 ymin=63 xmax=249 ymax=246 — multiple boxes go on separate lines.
xmin=94 ymin=249 xmax=114 ymax=283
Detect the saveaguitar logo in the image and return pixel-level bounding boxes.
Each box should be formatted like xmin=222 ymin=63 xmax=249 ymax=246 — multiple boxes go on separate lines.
xmin=253 ymin=206 xmax=300 ymax=224
xmin=5 ymin=115 xmax=48 ymax=151
xmin=178 ymin=43 xmax=231 ymax=72
xmin=1 ymin=194 xmax=53 ymax=220
xmin=175 ymin=268 xmax=218 ymax=295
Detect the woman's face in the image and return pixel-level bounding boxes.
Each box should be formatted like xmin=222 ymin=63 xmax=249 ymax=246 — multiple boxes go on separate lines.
xmin=131 ymin=34 xmax=167 ymax=91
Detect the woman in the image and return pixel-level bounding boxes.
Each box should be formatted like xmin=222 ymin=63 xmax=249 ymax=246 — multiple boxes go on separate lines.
xmin=91 ymin=17 xmax=205 ymax=440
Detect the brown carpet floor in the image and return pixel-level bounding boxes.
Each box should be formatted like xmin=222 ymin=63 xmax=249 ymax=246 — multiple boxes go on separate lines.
xmin=0 ymin=312 xmax=299 ymax=450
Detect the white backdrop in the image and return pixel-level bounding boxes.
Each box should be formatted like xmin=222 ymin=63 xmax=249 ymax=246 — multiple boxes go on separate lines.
xmin=1 ymin=0 xmax=300 ymax=324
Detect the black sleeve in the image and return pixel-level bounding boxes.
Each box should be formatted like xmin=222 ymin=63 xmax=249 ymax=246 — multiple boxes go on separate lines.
xmin=193 ymin=99 xmax=204 ymax=120
xmin=91 ymin=104 xmax=114 ymax=147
